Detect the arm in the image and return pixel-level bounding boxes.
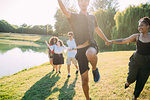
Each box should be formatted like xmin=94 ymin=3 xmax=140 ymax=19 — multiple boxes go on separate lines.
xmin=111 ymin=34 xmax=138 ymax=44
xmin=45 ymin=40 xmax=54 ymax=50
xmin=95 ymin=27 xmax=111 ymax=46
xmin=57 ymin=0 xmax=71 ymax=18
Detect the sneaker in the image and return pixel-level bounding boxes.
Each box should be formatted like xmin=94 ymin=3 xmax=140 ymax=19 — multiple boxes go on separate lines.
xmin=52 ymin=69 xmax=55 ymax=72
xmin=75 ymin=70 xmax=78 ymax=74
xmin=67 ymin=74 xmax=71 ymax=78
xmin=92 ymin=68 xmax=100 ymax=83
xmin=59 ymin=71 xmax=61 ymax=73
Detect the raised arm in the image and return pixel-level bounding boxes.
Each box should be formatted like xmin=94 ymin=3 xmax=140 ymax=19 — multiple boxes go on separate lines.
xmin=45 ymin=40 xmax=54 ymax=50
xmin=57 ymin=0 xmax=71 ymax=18
xmin=45 ymin=40 xmax=50 ymax=48
xmin=111 ymin=34 xmax=138 ymax=44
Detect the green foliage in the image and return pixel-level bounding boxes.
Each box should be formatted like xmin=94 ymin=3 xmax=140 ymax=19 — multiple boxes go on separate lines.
xmin=54 ymin=9 xmax=71 ymax=36
xmin=0 ymin=20 xmax=54 ymax=35
xmin=112 ymin=3 xmax=150 ymax=50
xmin=93 ymin=0 xmax=118 ymax=11
xmin=0 ymin=20 xmax=16 ymax=32
xmin=94 ymin=9 xmax=116 ymax=51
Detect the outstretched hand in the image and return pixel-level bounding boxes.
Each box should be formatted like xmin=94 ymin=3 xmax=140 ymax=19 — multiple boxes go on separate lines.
xmin=105 ymin=40 xmax=112 ymax=46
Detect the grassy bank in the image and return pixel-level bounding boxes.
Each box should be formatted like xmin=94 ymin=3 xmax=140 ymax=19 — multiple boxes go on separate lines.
xmin=0 ymin=33 xmax=68 ymax=44
xmin=0 ymin=51 xmax=150 ymax=100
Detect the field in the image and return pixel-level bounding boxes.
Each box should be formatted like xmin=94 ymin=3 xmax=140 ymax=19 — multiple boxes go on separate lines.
xmin=0 ymin=33 xmax=68 ymax=46
xmin=0 ymin=51 xmax=150 ymax=100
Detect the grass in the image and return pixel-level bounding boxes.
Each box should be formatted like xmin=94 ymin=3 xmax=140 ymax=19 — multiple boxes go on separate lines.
xmin=0 ymin=33 xmax=41 ymax=42
xmin=0 ymin=33 xmax=68 ymax=45
xmin=0 ymin=51 xmax=150 ymax=100
xmin=0 ymin=39 xmax=40 ymax=47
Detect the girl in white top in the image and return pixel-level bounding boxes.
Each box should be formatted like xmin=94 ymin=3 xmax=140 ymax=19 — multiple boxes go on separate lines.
xmin=45 ymin=39 xmax=66 ymax=73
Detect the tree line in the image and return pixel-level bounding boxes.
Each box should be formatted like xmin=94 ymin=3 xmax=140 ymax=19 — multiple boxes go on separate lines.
xmin=0 ymin=21 xmax=53 ymax=35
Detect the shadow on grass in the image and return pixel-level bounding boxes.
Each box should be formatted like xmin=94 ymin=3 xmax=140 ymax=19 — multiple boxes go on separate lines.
xmin=58 ymin=74 xmax=78 ymax=100
xmin=21 ymin=71 xmax=60 ymax=100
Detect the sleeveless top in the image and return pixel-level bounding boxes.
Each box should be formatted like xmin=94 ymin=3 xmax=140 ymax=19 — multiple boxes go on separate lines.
xmin=136 ymin=35 xmax=150 ymax=55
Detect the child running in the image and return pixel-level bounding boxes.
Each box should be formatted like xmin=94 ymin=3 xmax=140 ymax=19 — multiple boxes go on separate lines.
xmin=111 ymin=17 xmax=150 ymax=100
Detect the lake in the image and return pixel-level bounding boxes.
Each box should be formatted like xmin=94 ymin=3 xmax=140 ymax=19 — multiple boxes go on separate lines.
xmin=0 ymin=33 xmax=68 ymax=77
xmin=0 ymin=35 xmax=50 ymax=78
xmin=0 ymin=47 xmax=49 ymax=77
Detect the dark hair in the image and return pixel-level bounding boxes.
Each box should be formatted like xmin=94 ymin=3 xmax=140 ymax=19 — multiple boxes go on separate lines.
xmin=139 ymin=17 xmax=150 ymax=26
xmin=68 ymin=32 xmax=74 ymax=36
xmin=49 ymin=36 xmax=58 ymax=45
xmin=58 ymin=40 xmax=64 ymax=46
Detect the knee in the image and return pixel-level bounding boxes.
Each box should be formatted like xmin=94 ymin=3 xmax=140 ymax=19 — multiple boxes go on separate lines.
xmin=86 ymin=50 xmax=96 ymax=61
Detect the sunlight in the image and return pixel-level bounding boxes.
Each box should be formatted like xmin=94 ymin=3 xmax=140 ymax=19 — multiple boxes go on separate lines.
xmin=0 ymin=0 xmax=149 ymax=26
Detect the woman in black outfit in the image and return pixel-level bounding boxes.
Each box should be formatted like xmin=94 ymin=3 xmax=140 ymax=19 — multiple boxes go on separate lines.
xmin=111 ymin=17 xmax=150 ymax=100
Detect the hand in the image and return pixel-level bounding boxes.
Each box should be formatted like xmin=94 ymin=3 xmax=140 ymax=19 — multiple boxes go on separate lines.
xmin=105 ymin=40 xmax=112 ymax=46
xmin=45 ymin=40 xmax=49 ymax=46
xmin=45 ymin=40 xmax=47 ymax=43
xmin=68 ymin=48 xmax=72 ymax=51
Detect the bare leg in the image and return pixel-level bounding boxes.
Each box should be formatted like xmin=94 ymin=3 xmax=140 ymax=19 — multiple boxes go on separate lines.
xmin=67 ymin=64 xmax=71 ymax=74
xmin=132 ymin=95 xmax=137 ymax=100
xmin=59 ymin=65 xmax=62 ymax=71
xmin=86 ymin=47 xmax=97 ymax=70
xmin=74 ymin=65 xmax=79 ymax=70
xmin=50 ymin=58 xmax=55 ymax=70
xmin=56 ymin=65 xmax=58 ymax=72
xmin=81 ymin=70 xmax=90 ymax=100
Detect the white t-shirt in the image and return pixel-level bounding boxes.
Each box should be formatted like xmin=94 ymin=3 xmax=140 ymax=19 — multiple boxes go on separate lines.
xmin=49 ymin=44 xmax=66 ymax=54
xmin=67 ymin=39 xmax=77 ymax=57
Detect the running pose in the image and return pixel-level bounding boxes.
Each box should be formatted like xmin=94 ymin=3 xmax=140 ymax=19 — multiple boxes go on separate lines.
xmin=111 ymin=17 xmax=150 ymax=100
xmin=57 ymin=0 xmax=110 ymax=99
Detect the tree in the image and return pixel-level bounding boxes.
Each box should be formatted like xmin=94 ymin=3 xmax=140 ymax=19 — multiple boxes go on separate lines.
xmin=0 ymin=20 xmax=16 ymax=32
xmin=93 ymin=0 xmax=118 ymax=11
xmin=94 ymin=8 xmax=116 ymax=51
xmin=46 ymin=24 xmax=53 ymax=35
xmin=54 ymin=9 xmax=71 ymax=36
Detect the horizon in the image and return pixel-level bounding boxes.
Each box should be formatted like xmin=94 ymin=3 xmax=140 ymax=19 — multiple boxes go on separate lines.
xmin=0 ymin=0 xmax=149 ymax=27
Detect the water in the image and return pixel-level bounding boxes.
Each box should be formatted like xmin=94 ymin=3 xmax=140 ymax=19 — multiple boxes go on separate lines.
xmin=0 ymin=47 xmax=49 ymax=77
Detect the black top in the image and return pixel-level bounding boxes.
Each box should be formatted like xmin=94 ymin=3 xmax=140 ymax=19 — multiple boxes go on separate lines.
xmin=136 ymin=36 xmax=150 ymax=55
xmin=68 ymin=12 xmax=98 ymax=46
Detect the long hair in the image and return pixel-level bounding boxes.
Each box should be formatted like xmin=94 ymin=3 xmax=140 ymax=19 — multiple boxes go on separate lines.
xmin=58 ymin=40 xmax=65 ymax=47
xmin=49 ymin=36 xmax=58 ymax=45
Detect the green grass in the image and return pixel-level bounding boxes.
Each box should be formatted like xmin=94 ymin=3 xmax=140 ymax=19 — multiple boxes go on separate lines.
xmin=0 ymin=33 xmax=41 ymax=42
xmin=0 ymin=51 xmax=150 ymax=100
xmin=0 ymin=33 xmax=68 ymax=45
xmin=0 ymin=39 xmax=40 ymax=47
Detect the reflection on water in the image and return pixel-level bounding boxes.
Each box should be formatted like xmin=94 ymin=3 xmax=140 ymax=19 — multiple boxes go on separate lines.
xmin=0 ymin=48 xmax=49 ymax=77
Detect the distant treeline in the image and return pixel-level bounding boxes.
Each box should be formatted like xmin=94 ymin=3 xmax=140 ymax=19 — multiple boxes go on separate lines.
xmin=0 ymin=3 xmax=150 ymax=51
xmin=0 ymin=21 xmax=53 ymax=35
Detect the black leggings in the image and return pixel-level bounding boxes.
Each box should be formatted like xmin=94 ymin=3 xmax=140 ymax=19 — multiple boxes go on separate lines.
xmin=134 ymin=68 xmax=150 ymax=98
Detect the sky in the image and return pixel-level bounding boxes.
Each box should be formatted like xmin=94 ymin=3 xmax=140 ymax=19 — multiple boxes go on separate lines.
xmin=0 ymin=0 xmax=149 ymax=27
